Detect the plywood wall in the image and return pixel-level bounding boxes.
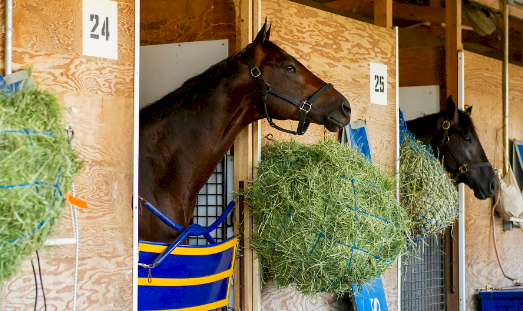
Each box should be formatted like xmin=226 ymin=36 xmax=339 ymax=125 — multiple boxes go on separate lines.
xmin=0 ymin=0 xmax=134 ymax=310
xmin=464 ymin=50 xmax=523 ymax=311
xmin=140 ymin=0 xmax=238 ymax=55
xmin=261 ymin=0 xmax=398 ymax=309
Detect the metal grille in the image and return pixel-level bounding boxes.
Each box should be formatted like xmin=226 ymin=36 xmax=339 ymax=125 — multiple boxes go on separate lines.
xmin=188 ymin=152 xmax=234 ymax=311
xmin=401 ymin=233 xmax=446 ymax=311
xmin=189 ymin=153 xmax=233 ymax=245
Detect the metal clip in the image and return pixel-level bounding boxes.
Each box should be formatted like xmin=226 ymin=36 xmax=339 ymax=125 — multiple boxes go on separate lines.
xmin=300 ymin=101 xmax=312 ymax=113
xmin=442 ymin=120 xmax=451 ymax=130
xmin=64 ymin=125 xmax=75 ymax=147
xmin=250 ymin=67 xmax=261 ymax=78
xmin=459 ymin=164 xmax=468 ymax=174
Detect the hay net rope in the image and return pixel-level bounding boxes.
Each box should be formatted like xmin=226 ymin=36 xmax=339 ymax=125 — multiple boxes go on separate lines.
xmin=247 ymin=140 xmax=408 ymax=295
xmin=399 ymin=109 xmax=458 ymax=239
xmin=0 ymin=86 xmax=82 ymax=290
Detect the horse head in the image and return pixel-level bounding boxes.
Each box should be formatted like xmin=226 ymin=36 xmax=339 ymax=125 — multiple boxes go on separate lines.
xmin=241 ymin=21 xmax=351 ymax=134
xmin=433 ymin=96 xmax=498 ymax=199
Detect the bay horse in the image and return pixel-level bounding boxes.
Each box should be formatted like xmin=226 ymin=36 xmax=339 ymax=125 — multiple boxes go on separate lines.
xmin=139 ymin=22 xmax=351 ymax=243
xmin=406 ymin=96 xmax=497 ymax=199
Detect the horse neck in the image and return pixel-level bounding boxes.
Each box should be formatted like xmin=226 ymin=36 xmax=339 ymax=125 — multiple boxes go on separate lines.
xmin=405 ymin=113 xmax=442 ymax=148
xmin=139 ymin=70 xmax=263 ymax=216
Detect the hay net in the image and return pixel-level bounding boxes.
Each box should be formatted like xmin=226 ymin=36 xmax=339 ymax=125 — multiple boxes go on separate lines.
xmin=0 ymin=86 xmax=83 ymax=289
xmin=247 ymin=140 xmax=408 ymax=296
xmin=399 ymin=109 xmax=458 ymax=239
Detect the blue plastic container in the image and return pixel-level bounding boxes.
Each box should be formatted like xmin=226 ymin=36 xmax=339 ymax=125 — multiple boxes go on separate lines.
xmin=478 ymin=289 xmax=523 ymax=311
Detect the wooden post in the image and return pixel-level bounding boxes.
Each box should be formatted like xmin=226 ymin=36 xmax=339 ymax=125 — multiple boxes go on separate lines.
xmin=445 ymin=1 xmax=462 ymax=310
xmin=445 ymin=0 xmax=462 ymax=105
xmin=234 ymin=1 xmax=253 ymax=310
xmin=374 ymin=0 xmax=392 ymax=28
xmin=503 ymin=0 xmax=509 ymax=174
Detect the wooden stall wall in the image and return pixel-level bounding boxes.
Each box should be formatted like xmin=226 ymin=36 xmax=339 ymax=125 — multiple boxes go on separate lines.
xmin=0 ymin=0 xmax=135 ymax=310
xmin=140 ymin=0 xmax=238 ymax=55
xmin=464 ymin=51 xmax=523 ymax=311
xmin=260 ymin=0 xmax=398 ymax=309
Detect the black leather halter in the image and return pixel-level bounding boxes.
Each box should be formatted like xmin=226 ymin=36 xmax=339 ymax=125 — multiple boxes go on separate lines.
xmin=439 ymin=120 xmax=492 ymax=181
xmin=240 ymin=47 xmax=333 ymax=135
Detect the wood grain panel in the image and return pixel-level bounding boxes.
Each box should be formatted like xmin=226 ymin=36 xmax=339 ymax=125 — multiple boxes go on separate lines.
xmin=261 ymin=0 xmax=398 ymax=309
xmin=464 ymin=51 xmax=523 ymax=311
xmin=0 ymin=0 xmax=134 ymax=309
xmin=140 ymin=0 xmax=237 ymax=55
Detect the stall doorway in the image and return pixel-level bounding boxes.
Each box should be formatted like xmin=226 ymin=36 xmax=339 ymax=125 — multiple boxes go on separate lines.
xmin=399 ymin=85 xmax=446 ymax=311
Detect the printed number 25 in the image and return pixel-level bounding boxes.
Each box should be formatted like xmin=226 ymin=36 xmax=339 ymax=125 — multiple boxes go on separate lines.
xmin=374 ymin=75 xmax=384 ymax=93
xmin=90 ymin=14 xmax=109 ymax=41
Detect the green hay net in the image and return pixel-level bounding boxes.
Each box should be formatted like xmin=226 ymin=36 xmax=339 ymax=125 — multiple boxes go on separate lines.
xmin=399 ymin=110 xmax=458 ymax=239
xmin=247 ymin=140 xmax=408 ymax=295
xmin=0 ymin=86 xmax=83 ymax=290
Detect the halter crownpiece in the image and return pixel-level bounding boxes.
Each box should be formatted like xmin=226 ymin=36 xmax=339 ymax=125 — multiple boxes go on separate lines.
xmin=240 ymin=47 xmax=333 ymax=135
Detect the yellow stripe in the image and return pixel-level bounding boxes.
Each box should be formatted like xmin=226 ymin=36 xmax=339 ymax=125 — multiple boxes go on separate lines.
xmin=138 ymin=268 xmax=233 ymax=286
xmin=226 ymin=243 xmax=236 ymax=300
xmin=139 ymin=237 xmax=237 ymax=256
xmin=142 ymin=299 xmax=228 ymax=311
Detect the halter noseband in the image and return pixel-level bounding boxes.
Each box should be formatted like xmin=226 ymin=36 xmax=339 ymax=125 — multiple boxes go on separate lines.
xmin=240 ymin=47 xmax=333 ymax=135
xmin=439 ymin=120 xmax=492 ymax=182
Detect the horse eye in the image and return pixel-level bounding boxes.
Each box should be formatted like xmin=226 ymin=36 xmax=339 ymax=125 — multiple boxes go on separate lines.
xmin=465 ymin=137 xmax=471 ymax=143
xmin=285 ymin=65 xmax=296 ymax=73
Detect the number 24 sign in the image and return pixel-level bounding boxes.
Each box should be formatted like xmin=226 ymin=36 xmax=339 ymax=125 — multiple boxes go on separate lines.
xmin=83 ymin=0 xmax=118 ymax=60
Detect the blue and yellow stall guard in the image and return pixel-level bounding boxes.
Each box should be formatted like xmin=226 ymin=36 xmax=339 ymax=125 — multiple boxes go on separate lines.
xmin=138 ymin=199 xmax=237 ymax=311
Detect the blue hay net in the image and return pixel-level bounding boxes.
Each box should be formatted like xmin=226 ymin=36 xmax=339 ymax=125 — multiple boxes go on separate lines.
xmin=0 ymin=129 xmax=63 ymax=244
xmin=399 ymin=109 xmax=458 ymax=239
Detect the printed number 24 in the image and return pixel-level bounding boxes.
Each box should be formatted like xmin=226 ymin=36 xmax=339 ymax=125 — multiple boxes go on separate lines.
xmin=90 ymin=14 xmax=109 ymax=41
xmin=374 ymin=75 xmax=384 ymax=93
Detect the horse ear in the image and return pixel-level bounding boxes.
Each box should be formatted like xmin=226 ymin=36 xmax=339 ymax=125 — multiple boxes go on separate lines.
xmin=266 ymin=22 xmax=272 ymax=43
xmin=253 ymin=17 xmax=269 ymax=46
xmin=445 ymin=96 xmax=459 ymax=124
xmin=465 ymin=106 xmax=472 ymax=116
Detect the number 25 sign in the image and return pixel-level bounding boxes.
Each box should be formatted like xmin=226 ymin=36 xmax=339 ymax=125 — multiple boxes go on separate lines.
xmin=83 ymin=0 xmax=118 ymax=60
xmin=370 ymin=62 xmax=387 ymax=106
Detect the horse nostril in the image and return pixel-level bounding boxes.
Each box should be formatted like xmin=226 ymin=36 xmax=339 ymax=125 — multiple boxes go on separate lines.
xmin=342 ymin=101 xmax=351 ymax=118
xmin=490 ymin=180 xmax=498 ymax=193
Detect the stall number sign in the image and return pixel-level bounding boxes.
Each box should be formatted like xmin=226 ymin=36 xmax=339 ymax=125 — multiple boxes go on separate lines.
xmin=83 ymin=0 xmax=118 ymax=60
xmin=370 ymin=62 xmax=387 ymax=106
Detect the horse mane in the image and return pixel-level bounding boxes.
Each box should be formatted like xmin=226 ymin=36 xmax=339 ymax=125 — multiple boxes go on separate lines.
xmin=407 ymin=109 xmax=475 ymax=139
xmin=140 ymin=54 xmax=242 ymax=127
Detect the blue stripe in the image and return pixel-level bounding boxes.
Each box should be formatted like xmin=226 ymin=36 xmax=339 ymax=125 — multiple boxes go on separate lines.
xmin=138 ymin=278 xmax=229 ymax=310
xmin=138 ymin=247 xmax=234 ymax=279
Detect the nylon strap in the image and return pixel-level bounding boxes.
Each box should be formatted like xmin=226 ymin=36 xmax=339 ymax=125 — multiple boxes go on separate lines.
xmin=240 ymin=47 xmax=332 ymax=135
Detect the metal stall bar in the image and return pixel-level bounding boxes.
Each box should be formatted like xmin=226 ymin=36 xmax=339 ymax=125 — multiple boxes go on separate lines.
xmin=457 ymin=51 xmax=466 ymax=311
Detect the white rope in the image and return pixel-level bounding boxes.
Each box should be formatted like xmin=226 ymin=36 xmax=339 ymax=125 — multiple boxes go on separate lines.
xmin=72 ymin=183 xmax=79 ymax=311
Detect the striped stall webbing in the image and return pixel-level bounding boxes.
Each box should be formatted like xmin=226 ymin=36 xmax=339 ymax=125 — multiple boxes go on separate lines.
xmin=138 ymin=236 xmax=237 ymax=311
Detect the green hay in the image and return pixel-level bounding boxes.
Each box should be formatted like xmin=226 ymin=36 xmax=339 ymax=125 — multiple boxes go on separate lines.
xmin=0 ymin=86 xmax=83 ymax=290
xmin=247 ymin=140 xmax=408 ymax=296
xmin=399 ymin=128 xmax=458 ymax=239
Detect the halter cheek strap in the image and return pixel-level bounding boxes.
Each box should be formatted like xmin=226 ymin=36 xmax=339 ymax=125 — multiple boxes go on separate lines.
xmin=439 ymin=120 xmax=492 ymax=182
xmin=240 ymin=47 xmax=332 ymax=135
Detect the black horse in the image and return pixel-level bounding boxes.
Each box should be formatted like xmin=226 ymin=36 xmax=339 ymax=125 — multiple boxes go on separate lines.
xmin=406 ymin=96 xmax=497 ymax=199
xmin=139 ymin=22 xmax=351 ymax=243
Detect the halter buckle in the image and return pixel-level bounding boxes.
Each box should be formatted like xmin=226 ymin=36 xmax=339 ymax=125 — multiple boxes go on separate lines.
xmin=459 ymin=164 xmax=468 ymax=174
xmin=300 ymin=101 xmax=312 ymax=113
xmin=250 ymin=67 xmax=261 ymax=78
xmin=442 ymin=120 xmax=451 ymax=130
